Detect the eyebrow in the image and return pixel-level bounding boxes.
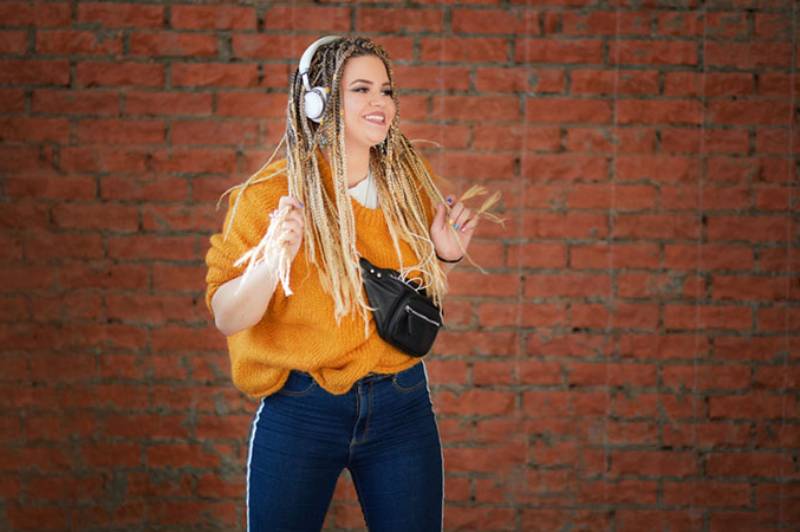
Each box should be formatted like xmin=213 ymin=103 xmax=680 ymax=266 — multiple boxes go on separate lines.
xmin=348 ymin=79 xmax=392 ymax=86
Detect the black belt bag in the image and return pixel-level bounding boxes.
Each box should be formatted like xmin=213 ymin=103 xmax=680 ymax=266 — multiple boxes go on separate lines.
xmin=359 ymin=257 xmax=443 ymax=357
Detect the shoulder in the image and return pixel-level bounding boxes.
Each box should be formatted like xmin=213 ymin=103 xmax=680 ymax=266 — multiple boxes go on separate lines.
xmin=226 ymin=158 xmax=290 ymax=212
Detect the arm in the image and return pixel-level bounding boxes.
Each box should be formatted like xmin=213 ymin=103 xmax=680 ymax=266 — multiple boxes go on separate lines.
xmin=208 ymin=195 xmax=305 ymax=337
xmin=211 ymin=261 xmax=280 ymax=337
xmin=438 ymin=258 xmax=459 ymax=275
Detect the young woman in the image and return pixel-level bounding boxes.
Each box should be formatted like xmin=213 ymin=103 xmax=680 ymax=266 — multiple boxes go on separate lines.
xmin=205 ymin=35 xmax=478 ymax=532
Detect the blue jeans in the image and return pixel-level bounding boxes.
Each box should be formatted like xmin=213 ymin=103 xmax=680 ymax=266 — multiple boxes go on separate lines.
xmin=246 ymin=360 xmax=444 ymax=532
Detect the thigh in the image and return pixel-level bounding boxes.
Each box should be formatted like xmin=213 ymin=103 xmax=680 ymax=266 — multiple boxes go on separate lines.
xmin=348 ymin=362 xmax=444 ymax=532
xmin=247 ymin=372 xmax=349 ymax=532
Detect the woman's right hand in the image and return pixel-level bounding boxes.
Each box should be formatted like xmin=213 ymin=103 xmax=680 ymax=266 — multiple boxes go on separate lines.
xmin=274 ymin=195 xmax=305 ymax=261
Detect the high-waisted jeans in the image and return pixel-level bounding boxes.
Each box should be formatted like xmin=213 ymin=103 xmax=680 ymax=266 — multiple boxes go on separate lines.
xmin=246 ymin=360 xmax=444 ymax=532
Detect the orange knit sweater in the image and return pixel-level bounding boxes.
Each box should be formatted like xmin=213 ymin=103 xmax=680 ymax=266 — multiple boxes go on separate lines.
xmin=205 ymin=153 xmax=437 ymax=398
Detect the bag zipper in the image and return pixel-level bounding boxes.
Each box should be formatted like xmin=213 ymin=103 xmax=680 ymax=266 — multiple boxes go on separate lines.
xmin=404 ymin=305 xmax=441 ymax=327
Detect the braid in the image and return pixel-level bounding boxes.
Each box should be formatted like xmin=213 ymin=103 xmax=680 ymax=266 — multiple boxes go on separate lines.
xmin=221 ymin=35 xmax=450 ymax=332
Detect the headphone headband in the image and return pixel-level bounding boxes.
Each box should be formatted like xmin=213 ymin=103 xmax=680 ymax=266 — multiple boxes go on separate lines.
xmin=298 ymin=35 xmax=340 ymax=92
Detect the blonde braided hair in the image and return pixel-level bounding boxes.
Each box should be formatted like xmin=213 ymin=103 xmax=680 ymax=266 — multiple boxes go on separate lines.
xmin=220 ymin=36 xmax=450 ymax=332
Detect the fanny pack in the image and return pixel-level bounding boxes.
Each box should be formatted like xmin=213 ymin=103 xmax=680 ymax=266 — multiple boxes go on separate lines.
xmin=359 ymin=257 xmax=443 ymax=357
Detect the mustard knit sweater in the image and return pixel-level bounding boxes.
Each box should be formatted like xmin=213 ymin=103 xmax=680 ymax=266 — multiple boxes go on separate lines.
xmin=205 ymin=154 xmax=435 ymax=398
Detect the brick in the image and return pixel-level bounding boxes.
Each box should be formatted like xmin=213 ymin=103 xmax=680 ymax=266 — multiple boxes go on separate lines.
xmin=609 ymin=450 xmax=697 ymax=477
xmin=571 ymin=69 xmax=659 ymax=95
xmin=610 ymin=40 xmax=697 ymax=66
xmin=78 ymin=3 xmax=163 ymax=28
xmin=473 ymin=125 xmax=560 ymax=151
xmin=527 ymin=98 xmax=611 ymax=124
xmin=515 ymin=38 xmax=603 ymax=64
xmin=77 ymin=118 xmax=165 ymax=145
xmin=36 ymin=30 xmax=123 ymax=55
xmin=0 ymin=89 xmax=24 ymax=112
xmin=421 ymin=37 xmax=508 ymax=62
xmin=172 ymin=5 xmax=256 ymax=30
xmin=358 ymin=7 xmax=442 ymax=33
xmin=266 ymin=6 xmax=349 ymax=31
xmin=706 ymin=42 xmax=792 ymax=68
xmin=755 ymin=13 xmax=792 ymax=40
xmin=125 ymin=91 xmax=212 ymax=116
xmin=666 ymin=480 xmax=751 ymax=508
xmin=707 ymin=451 xmax=795 ymax=475
xmin=130 ymin=32 xmax=216 ymax=57
xmin=452 ymin=8 xmax=539 ymax=34
xmin=663 ymin=304 xmax=751 ymax=331
xmin=617 ymin=100 xmax=702 ymax=125
xmin=562 ymin=11 xmax=652 ymax=36
xmin=431 ymin=95 xmax=519 ymax=122
xmin=708 ymin=215 xmax=792 ymax=242
xmin=0 ymin=2 xmax=70 ymax=27
xmin=76 ymin=61 xmax=164 ymax=88
xmin=656 ymin=12 xmax=703 ymax=37
xmin=707 ymin=12 xmax=749 ymax=38
xmin=394 ymin=65 xmax=470 ymax=91
xmin=0 ymin=60 xmax=69 ymax=85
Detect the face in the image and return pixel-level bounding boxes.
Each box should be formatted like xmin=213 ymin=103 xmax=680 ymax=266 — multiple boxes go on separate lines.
xmin=339 ymin=54 xmax=396 ymax=150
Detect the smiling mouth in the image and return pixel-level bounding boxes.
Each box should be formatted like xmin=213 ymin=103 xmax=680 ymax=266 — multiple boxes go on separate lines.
xmin=363 ymin=113 xmax=386 ymax=126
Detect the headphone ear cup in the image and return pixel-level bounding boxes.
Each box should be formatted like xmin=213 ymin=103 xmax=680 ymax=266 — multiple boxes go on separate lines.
xmin=304 ymin=86 xmax=329 ymax=123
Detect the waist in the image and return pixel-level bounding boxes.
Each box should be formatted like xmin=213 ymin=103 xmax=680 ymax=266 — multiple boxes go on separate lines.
xmin=293 ymin=369 xmax=392 ymax=384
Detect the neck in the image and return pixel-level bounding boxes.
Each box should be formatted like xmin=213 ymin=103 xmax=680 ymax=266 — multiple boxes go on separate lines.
xmin=323 ymin=142 xmax=370 ymax=187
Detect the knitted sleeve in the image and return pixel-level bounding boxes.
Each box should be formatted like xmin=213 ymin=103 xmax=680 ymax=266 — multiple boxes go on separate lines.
xmin=204 ymin=174 xmax=287 ymax=316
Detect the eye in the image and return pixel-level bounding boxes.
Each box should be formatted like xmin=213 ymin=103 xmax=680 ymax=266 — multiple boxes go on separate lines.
xmin=353 ymin=87 xmax=394 ymax=96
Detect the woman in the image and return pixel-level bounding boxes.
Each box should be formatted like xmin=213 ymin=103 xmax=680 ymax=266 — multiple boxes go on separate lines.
xmin=205 ymin=35 xmax=477 ymax=531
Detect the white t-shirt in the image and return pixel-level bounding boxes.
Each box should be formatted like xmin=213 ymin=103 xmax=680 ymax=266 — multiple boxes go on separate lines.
xmin=347 ymin=170 xmax=378 ymax=209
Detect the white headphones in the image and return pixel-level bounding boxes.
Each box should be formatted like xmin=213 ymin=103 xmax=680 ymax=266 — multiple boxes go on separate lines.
xmin=298 ymin=35 xmax=341 ymax=123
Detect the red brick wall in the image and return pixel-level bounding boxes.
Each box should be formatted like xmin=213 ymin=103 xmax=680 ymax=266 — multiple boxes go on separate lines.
xmin=1 ymin=1 xmax=798 ymax=530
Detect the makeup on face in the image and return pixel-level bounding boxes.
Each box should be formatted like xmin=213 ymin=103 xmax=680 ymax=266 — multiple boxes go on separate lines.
xmin=349 ymin=79 xmax=393 ymax=126
xmin=340 ymin=56 xmax=397 ymax=149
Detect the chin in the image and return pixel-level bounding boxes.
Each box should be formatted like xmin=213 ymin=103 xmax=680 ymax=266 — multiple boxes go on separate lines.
xmin=355 ymin=138 xmax=384 ymax=149
xmin=369 ymin=133 xmax=389 ymax=146
xmin=346 ymin=130 xmax=389 ymax=150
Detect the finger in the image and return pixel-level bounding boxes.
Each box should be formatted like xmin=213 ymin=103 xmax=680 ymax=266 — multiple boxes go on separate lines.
xmin=277 ymin=195 xmax=293 ymax=210
xmin=290 ymin=214 xmax=306 ymax=229
xmin=282 ymin=220 xmax=303 ymax=237
xmin=453 ymin=207 xmax=471 ymax=229
xmin=461 ymin=216 xmax=479 ymax=234
xmin=277 ymin=208 xmax=303 ymax=227
xmin=272 ymin=198 xmax=297 ymax=224
xmin=447 ymin=202 xmax=465 ymax=229
xmin=278 ymin=195 xmax=304 ymax=211
xmin=284 ymin=211 xmax=304 ymax=228
xmin=432 ymin=202 xmax=447 ymax=231
xmin=279 ymin=231 xmax=298 ymax=247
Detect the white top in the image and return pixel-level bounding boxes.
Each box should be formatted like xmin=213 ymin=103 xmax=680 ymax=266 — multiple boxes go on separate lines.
xmin=347 ymin=169 xmax=378 ymax=209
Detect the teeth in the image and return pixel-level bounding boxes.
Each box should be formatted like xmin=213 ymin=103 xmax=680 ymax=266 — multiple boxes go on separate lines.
xmin=364 ymin=115 xmax=385 ymax=124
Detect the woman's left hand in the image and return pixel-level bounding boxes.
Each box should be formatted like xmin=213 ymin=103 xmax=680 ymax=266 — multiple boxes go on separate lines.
xmin=430 ymin=196 xmax=478 ymax=263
